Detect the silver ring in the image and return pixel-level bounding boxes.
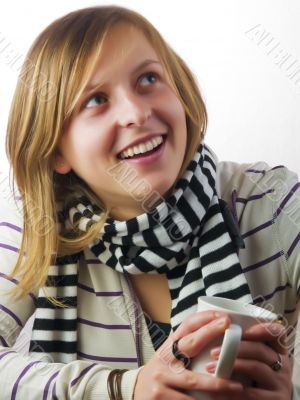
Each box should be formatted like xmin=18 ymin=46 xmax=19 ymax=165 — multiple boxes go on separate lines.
xmin=270 ymin=352 xmax=283 ymax=371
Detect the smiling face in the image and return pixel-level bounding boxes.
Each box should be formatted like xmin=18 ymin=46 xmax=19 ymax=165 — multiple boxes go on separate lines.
xmin=55 ymin=22 xmax=187 ymax=220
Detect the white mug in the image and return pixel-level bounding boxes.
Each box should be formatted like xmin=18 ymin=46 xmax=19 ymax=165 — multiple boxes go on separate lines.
xmin=187 ymin=296 xmax=278 ymax=399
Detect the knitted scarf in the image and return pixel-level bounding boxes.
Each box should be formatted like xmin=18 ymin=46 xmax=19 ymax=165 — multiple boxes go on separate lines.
xmin=29 ymin=143 xmax=252 ymax=362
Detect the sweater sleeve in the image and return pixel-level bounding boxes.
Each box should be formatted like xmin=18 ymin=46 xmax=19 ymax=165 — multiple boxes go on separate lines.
xmin=0 ymin=348 xmax=141 ymax=399
xmin=217 ymin=162 xmax=300 ymax=399
xmin=0 ymin=180 xmax=141 ymax=399
xmin=270 ymin=166 xmax=300 ymax=399
xmin=272 ymin=166 xmax=300 ymax=297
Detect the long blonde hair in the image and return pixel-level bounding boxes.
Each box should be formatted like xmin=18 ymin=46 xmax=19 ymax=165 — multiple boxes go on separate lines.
xmin=6 ymin=5 xmax=207 ymax=301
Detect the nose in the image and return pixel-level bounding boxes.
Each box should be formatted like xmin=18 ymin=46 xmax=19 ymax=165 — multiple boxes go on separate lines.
xmin=116 ymin=91 xmax=151 ymax=127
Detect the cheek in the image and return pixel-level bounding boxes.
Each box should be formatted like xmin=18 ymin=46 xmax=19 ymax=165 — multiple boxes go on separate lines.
xmin=163 ymin=92 xmax=186 ymax=126
xmin=64 ymin=124 xmax=105 ymax=157
xmin=169 ymin=99 xmax=187 ymax=145
xmin=77 ymin=117 xmax=115 ymax=155
xmin=174 ymin=101 xmax=186 ymax=126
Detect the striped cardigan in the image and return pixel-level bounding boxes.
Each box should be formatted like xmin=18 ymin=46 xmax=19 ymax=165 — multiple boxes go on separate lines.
xmin=0 ymin=160 xmax=299 ymax=399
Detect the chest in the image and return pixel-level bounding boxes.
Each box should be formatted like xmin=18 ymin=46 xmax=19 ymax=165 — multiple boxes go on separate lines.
xmin=129 ymin=273 xmax=172 ymax=324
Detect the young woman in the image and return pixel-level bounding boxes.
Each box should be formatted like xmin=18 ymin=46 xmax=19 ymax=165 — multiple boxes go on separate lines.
xmin=0 ymin=5 xmax=298 ymax=399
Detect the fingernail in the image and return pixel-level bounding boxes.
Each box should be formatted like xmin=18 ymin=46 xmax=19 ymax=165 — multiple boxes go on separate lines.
xmin=214 ymin=317 xmax=227 ymax=329
xmin=206 ymin=361 xmax=217 ymax=373
xmin=211 ymin=347 xmax=221 ymax=359
xmin=213 ymin=311 xmax=223 ymax=318
xmin=269 ymin=323 xmax=282 ymax=334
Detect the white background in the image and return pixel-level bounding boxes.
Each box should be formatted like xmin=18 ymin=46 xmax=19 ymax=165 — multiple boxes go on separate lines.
xmin=0 ymin=0 xmax=299 ymax=175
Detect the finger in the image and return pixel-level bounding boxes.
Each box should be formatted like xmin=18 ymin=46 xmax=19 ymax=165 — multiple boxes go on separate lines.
xmin=231 ymin=358 xmax=280 ymax=388
xmin=211 ymin=340 xmax=282 ymax=367
xmin=244 ymin=386 xmax=289 ymax=399
xmin=173 ymin=310 xmax=230 ymax=339
xmin=159 ymin=368 xmax=243 ymax=394
xmin=150 ymin=386 xmax=195 ymax=400
xmin=172 ymin=316 xmax=231 ymax=359
xmin=243 ymin=322 xmax=287 ymax=354
xmin=237 ymin=340 xmax=288 ymax=369
xmin=210 ymin=394 xmax=246 ymax=400
xmin=206 ymin=357 xmax=284 ymax=389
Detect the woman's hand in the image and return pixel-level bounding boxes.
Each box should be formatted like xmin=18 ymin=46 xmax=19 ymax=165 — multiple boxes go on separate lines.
xmin=133 ymin=310 xmax=244 ymax=400
xmin=207 ymin=321 xmax=292 ymax=400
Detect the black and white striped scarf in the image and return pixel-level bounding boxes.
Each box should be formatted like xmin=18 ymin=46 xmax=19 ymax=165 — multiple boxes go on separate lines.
xmin=29 ymin=143 xmax=252 ymax=362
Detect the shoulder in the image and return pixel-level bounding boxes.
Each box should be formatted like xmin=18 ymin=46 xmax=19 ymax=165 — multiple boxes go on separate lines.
xmin=0 ymin=170 xmax=23 ymax=215
xmin=216 ymin=160 xmax=298 ymax=204
xmin=216 ymin=159 xmax=300 ymax=236
xmin=0 ymin=172 xmax=23 ymax=270
xmin=216 ymin=160 xmax=300 ymax=305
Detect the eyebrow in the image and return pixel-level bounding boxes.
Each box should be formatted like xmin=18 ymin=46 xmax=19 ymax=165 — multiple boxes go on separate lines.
xmin=83 ymin=59 xmax=162 ymax=94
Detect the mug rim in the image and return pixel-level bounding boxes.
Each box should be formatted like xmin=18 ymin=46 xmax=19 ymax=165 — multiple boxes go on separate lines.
xmin=198 ymin=296 xmax=278 ymax=320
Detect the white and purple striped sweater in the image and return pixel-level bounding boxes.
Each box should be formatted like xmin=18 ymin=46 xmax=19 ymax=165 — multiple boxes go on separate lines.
xmin=0 ymin=160 xmax=299 ymax=399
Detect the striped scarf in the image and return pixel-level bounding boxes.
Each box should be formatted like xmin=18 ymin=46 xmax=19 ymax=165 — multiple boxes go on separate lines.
xmin=29 ymin=143 xmax=252 ymax=362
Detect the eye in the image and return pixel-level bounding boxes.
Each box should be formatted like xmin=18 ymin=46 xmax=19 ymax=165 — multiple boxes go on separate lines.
xmin=139 ymin=72 xmax=159 ymax=87
xmin=84 ymin=93 xmax=107 ymax=109
xmin=82 ymin=72 xmax=159 ymax=110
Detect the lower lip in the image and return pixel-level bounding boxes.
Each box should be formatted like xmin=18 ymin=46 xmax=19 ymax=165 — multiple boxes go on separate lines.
xmin=120 ymin=137 xmax=166 ymax=166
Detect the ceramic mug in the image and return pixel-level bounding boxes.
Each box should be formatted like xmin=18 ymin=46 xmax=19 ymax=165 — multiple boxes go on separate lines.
xmin=186 ymin=296 xmax=278 ymax=399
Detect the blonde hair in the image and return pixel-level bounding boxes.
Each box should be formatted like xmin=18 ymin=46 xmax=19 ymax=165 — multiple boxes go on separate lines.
xmin=6 ymin=5 xmax=207 ymax=301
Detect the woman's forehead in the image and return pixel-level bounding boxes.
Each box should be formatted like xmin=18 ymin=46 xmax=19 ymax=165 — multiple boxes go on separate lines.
xmin=101 ymin=22 xmax=157 ymax=63
xmin=85 ymin=27 xmax=162 ymax=86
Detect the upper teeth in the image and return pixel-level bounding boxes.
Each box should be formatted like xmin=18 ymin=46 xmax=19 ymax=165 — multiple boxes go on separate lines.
xmin=119 ymin=135 xmax=164 ymax=159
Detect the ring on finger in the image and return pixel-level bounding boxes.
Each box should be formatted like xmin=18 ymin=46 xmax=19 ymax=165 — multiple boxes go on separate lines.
xmin=270 ymin=352 xmax=283 ymax=372
xmin=172 ymin=339 xmax=190 ymax=368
